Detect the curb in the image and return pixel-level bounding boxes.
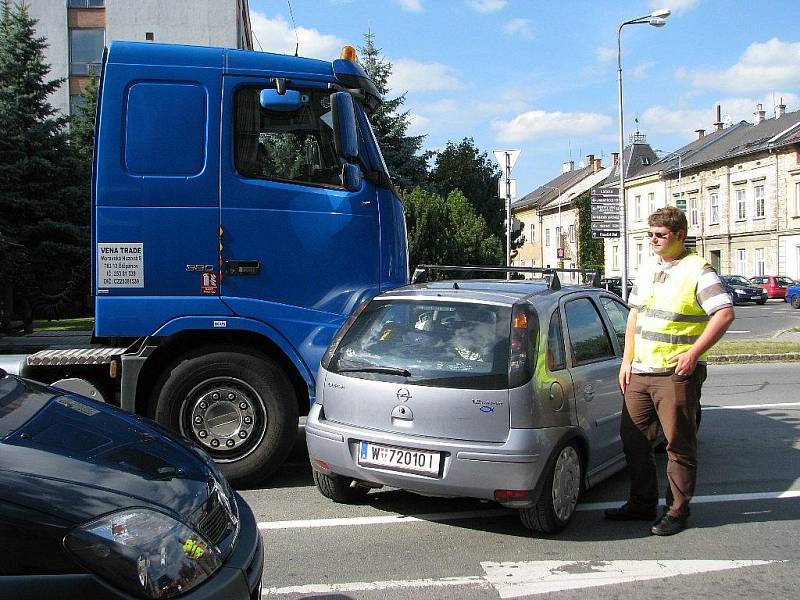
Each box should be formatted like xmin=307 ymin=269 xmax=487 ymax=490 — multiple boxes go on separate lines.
xmin=708 ymin=353 xmax=800 ymax=364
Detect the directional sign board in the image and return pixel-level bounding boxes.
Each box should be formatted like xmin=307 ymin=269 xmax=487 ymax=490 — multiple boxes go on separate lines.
xmin=591 ymin=187 xmax=621 ymax=238
xmin=493 ymin=150 xmax=521 ymax=171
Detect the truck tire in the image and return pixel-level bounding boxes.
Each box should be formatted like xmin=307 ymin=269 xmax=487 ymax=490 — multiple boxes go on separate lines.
xmin=152 ymin=347 xmax=298 ymax=487
xmin=519 ymin=442 xmax=582 ymax=534
xmin=312 ymin=470 xmax=368 ymax=503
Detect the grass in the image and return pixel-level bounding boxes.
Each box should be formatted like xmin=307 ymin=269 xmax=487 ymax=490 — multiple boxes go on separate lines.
xmin=32 ymin=317 xmax=94 ymax=332
xmin=709 ymin=339 xmax=800 ymax=356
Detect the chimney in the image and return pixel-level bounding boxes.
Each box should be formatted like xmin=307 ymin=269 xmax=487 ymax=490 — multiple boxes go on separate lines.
xmin=777 ymin=97 xmax=786 ymax=118
xmin=754 ymin=103 xmax=766 ymax=124
xmin=586 ymin=154 xmax=594 ymax=169
xmin=611 ymin=152 xmax=620 ymax=166
xmin=695 ymin=129 xmax=705 ymax=140
xmin=593 ymin=158 xmax=602 ymax=173
xmin=713 ymin=104 xmax=723 ymax=131
xmin=562 ymin=160 xmax=574 ymax=173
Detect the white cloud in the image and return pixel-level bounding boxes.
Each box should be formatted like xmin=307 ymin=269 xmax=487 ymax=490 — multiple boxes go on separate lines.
xmin=649 ymin=0 xmax=697 ymax=13
xmin=250 ymin=11 xmax=343 ymax=60
xmin=504 ymin=18 xmax=533 ymax=39
xmin=493 ymin=110 xmax=612 ymax=143
xmin=641 ymin=92 xmax=800 ymax=136
xmin=683 ymin=38 xmax=800 ymax=93
xmin=389 ymin=58 xmax=463 ymax=92
xmin=596 ymin=46 xmax=615 ymax=62
xmin=631 ymin=61 xmax=656 ymax=79
xmin=475 ymin=89 xmax=531 ymax=117
xmin=393 ymin=0 xmax=423 ymax=12
xmin=468 ymin=0 xmax=507 ymax=13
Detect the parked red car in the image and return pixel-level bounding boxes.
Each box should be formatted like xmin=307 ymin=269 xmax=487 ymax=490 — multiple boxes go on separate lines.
xmin=749 ymin=275 xmax=797 ymax=299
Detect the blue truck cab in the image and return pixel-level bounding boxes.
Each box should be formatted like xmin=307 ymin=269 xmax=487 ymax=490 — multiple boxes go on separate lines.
xmin=86 ymin=41 xmax=408 ymax=485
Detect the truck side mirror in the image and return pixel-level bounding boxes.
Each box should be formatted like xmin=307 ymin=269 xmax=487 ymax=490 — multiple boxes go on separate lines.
xmin=341 ymin=163 xmax=363 ymax=192
xmin=260 ymin=88 xmax=302 ymax=112
xmin=331 ymin=91 xmax=358 ymax=162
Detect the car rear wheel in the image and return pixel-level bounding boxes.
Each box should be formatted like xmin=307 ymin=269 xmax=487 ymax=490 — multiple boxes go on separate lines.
xmin=152 ymin=347 xmax=298 ymax=487
xmin=792 ymin=296 xmax=800 ymax=309
xmin=520 ymin=442 xmax=582 ymax=533
xmin=312 ymin=470 xmax=369 ymax=503
xmin=756 ymin=299 xmax=766 ymax=305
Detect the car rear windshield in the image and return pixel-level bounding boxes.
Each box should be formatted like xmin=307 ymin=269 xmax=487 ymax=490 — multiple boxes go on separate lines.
xmin=328 ymin=300 xmax=513 ymax=389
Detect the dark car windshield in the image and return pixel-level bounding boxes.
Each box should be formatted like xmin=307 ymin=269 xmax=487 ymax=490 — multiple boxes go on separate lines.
xmin=328 ymin=299 xmax=513 ymax=389
xmin=724 ymin=276 xmax=751 ymax=287
xmin=0 ymin=376 xmax=55 ymax=437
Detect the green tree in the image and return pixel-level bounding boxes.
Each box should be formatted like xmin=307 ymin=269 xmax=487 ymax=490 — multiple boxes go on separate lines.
xmin=70 ymin=71 xmax=98 ymax=163
xmin=359 ymin=31 xmax=429 ymax=191
xmin=403 ymin=187 xmax=503 ymax=271
xmin=572 ymin=190 xmax=604 ymax=273
xmin=0 ymin=1 xmax=89 ymax=321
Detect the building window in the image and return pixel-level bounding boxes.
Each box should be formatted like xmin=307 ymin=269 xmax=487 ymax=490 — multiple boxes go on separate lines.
xmin=569 ymin=224 xmax=575 ymax=243
xmin=529 ymin=224 xmax=535 ymax=242
xmin=555 ymin=226 xmax=561 ymax=246
xmin=736 ymin=248 xmax=747 ymax=275
xmin=795 ymin=182 xmax=800 ymax=215
xmin=736 ymin=188 xmax=746 ymax=220
xmin=612 ymin=245 xmax=619 ymax=270
xmin=690 ymin=197 xmax=698 ymax=226
xmin=710 ymin=192 xmax=719 ymax=224
xmin=754 ymin=248 xmax=765 ymax=276
xmin=634 ymin=195 xmax=641 ymax=221
xmin=545 ymin=229 xmax=550 ymax=247
xmin=754 ymin=185 xmax=765 ymax=218
xmin=636 ymin=242 xmax=643 ymax=267
xmin=69 ymin=28 xmax=104 ymax=75
xmin=68 ymin=0 xmax=105 ymax=7
xmin=647 ymin=192 xmax=655 ymax=215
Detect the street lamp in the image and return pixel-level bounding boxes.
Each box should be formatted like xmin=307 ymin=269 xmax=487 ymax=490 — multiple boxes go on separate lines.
xmin=618 ymin=8 xmax=671 ymax=301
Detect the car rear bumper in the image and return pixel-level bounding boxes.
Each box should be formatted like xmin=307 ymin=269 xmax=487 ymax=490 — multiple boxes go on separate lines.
xmin=306 ymin=403 xmax=570 ymax=507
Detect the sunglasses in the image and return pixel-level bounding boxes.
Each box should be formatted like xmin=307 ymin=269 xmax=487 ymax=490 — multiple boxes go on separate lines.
xmin=646 ymin=231 xmax=671 ymax=239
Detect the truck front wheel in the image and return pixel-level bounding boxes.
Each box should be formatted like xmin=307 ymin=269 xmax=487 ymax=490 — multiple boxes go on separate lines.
xmin=152 ymin=347 xmax=298 ymax=487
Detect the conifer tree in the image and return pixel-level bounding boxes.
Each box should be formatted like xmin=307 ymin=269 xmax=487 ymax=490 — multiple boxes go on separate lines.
xmin=359 ymin=31 xmax=429 ymax=191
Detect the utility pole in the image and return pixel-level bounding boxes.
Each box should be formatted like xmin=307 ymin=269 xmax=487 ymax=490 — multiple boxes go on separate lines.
xmin=493 ymin=150 xmax=520 ymax=280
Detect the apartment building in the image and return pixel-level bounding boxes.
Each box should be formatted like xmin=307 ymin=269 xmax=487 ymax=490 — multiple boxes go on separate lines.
xmin=27 ymin=0 xmax=253 ymax=116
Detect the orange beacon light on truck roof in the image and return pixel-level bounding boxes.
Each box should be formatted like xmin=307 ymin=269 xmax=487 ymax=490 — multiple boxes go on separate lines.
xmin=340 ymin=45 xmax=358 ymax=61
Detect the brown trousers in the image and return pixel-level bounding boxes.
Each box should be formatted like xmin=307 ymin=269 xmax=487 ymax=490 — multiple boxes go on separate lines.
xmin=620 ymin=365 xmax=706 ymax=518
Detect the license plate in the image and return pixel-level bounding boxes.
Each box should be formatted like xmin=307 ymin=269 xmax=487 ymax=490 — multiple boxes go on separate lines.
xmin=358 ymin=441 xmax=441 ymax=476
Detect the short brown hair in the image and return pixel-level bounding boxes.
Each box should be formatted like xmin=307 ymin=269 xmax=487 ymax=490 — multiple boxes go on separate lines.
xmin=648 ymin=206 xmax=687 ymax=233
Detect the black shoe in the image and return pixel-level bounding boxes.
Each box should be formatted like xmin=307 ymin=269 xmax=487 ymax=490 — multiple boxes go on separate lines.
xmin=604 ymin=502 xmax=657 ymax=521
xmin=651 ymin=513 xmax=688 ymax=536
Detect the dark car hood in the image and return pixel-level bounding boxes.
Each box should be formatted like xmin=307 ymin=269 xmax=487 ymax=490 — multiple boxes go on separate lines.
xmin=0 ymin=379 xmax=215 ymax=525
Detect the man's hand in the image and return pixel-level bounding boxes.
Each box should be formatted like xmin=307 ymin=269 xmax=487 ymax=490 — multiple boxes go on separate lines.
xmin=619 ymin=360 xmax=632 ymax=394
xmin=669 ymin=349 xmax=699 ymax=376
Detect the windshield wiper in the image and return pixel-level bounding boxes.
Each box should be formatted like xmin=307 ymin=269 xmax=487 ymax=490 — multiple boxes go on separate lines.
xmin=337 ymin=366 xmax=412 ymax=377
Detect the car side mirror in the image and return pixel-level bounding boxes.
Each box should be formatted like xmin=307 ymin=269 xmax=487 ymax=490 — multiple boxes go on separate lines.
xmin=260 ymin=88 xmax=302 ymax=112
xmin=331 ymin=91 xmax=358 ymax=162
xmin=341 ymin=163 xmax=363 ymax=192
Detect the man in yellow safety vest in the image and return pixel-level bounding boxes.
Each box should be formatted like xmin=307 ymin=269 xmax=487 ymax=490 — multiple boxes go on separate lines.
xmin=605 ymin=206 xmax=735 ymax=535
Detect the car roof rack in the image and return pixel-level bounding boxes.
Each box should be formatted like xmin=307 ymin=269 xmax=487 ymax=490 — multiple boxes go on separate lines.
xmin=410 ymin=265 xmax=602 ymax=292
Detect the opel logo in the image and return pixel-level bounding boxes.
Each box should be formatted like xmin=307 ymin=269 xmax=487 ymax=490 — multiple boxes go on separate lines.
xmin=397 ymin=388 xmax=412 ymax=402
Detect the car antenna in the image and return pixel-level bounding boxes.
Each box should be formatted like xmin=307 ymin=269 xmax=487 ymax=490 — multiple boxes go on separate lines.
xmin=287 ymin=0 xmax=299 ymax=57
xmin=453 ymin=282 xmax=460 ymax=289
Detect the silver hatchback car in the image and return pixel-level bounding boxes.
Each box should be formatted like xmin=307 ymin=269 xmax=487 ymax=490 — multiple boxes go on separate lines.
xmin=305 ymin=267 xmax=631 ymax=533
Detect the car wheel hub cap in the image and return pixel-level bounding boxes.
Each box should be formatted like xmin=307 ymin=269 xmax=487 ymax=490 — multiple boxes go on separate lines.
xmin=183 ymin=378 xmax=266 ymax=459
xmin=551 ymin=446 xmax=580 ymax=521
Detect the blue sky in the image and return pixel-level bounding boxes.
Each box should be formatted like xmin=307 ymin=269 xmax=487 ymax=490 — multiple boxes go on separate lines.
xmin=249 ymin=0 xmax=800 ymax=194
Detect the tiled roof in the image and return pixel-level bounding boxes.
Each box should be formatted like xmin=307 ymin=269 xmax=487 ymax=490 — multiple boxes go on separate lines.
xmin=604 ymin=140 xmax=659 ymax=185
xmin=512 ymin=164 xmax=594 ymax=211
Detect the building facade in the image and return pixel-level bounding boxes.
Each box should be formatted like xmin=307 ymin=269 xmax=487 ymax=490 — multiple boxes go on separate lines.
xmin=27 ymin=0 xmax=253 ymax=116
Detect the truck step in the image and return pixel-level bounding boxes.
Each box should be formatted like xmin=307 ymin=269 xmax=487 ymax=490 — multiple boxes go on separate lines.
xmin=26 ymin=347 xmax=127 ymax=366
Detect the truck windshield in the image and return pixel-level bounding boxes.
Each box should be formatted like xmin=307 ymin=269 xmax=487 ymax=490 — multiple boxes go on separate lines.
xmin=328 ymin=300 xmax=512 ymax=389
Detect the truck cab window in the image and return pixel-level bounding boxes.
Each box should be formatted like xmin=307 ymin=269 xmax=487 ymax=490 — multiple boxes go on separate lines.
xmin=234 ymin=87 xmax=344 ymax=188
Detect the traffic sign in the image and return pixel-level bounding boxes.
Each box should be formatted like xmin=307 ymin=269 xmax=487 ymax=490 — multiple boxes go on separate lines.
xmin=676 ymin=197 xmax=687 ymax=211
xmin=493 ymin=150 xmax=521 ymax=170
xmin=498 ymin=178 xmax=517 ymax=199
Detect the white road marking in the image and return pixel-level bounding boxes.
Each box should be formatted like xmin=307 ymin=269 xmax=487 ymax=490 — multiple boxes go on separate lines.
xmin=481 ymin=560 xmax=781 ymax=598
xmin=725 ymin=330 xmax=751 ymax=333
xmin=258 ymin=490 xmax=800 ymax=530
xmin=262 ymin=561 xmax=781 ymax=597
xmin=704 ymin=402 xmax=800 ymax=411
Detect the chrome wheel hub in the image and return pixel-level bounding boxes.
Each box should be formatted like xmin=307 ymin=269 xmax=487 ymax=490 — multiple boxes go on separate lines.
xmin=181 ymin=377 xmax=266 ymax=460
xmin=551 ymin=446 xmax=581 ymax=521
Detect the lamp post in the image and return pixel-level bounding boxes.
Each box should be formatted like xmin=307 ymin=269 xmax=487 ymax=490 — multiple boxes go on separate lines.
xmin=618 ymin=8 xmax=671 ymax=301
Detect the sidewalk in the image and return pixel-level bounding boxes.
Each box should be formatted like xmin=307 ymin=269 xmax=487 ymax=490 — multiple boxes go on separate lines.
xmin=708 ymin=328 xmax=800 ymax=364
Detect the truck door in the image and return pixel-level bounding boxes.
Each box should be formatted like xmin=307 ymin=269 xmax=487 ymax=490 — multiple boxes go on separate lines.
xmin=219 ymin=78 xmax=380 ymax=322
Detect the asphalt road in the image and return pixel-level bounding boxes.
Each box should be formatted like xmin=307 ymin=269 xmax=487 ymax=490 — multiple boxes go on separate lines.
xmin=242 ymin=362 xmax=800 ymax=599
xmin=723 ymin=299 xmax=800 ymax=339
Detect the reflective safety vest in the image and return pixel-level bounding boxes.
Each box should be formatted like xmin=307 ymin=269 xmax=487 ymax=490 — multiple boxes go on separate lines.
xmin=633 ymin=253 xmax=709 ymax=372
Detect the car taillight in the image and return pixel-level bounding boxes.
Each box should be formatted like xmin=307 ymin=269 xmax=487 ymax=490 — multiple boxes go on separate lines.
xmin=509 ymin=304 xmax=533 ymax=388
xmin=494 ymin=489 xmax=530 ymax=501
xmin=320 ymin=298 xmax=371 ymax=370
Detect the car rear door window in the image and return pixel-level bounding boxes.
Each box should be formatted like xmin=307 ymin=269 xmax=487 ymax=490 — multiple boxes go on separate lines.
xmin=564 ymin=297 xmax=615 ymax=365
xmin=547 ymin=311 xmax=566 ymax=371
xmin=599 ymin=296 xmax=630 ymax=352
